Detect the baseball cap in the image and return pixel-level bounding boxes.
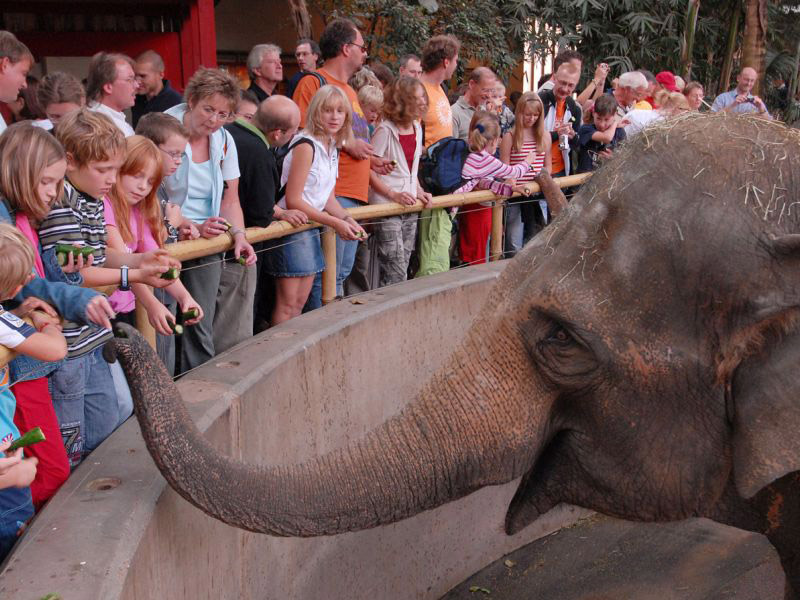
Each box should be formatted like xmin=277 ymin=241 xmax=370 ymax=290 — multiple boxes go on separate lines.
xmin=655 ymin=71 xmax=679 ymax=92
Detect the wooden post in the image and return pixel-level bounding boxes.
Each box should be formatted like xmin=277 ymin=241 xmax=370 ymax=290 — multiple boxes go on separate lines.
xmin=490 ymin=200 xmax=504 ymax=262
xmin=321 ymin=227 xmax=337 ymax=304
xmin=135 ymin=297 xmax=157 ymax=350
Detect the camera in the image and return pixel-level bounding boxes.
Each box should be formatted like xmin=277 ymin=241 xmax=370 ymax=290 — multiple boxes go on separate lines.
xmin=745 ymin=95 xmax=755 ymax=103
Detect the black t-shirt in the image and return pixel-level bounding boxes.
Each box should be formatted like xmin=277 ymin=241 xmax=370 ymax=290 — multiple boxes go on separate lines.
xmin=131 ymin=80 xmax=183 ymax=128
xmin=577 ymin=124 xmax=626 ymax=173
xmin=224 ymin=121 xmax=279 ymax=228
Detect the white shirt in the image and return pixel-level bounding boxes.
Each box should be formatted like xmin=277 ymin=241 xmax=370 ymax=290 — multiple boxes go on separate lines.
xmin=279 ymin=133 xmax=339 ymax=212
xmin=88 ymin=101 xmax=134 ymax=137
xmin=0 ymin=114 xmax=6 ymax=135
xmin=621 ymin=109 xmax=664 ymax=138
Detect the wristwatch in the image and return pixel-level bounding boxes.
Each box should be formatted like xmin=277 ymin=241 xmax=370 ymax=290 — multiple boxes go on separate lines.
xmin=120 ymin=265 xmax=131 ymax=291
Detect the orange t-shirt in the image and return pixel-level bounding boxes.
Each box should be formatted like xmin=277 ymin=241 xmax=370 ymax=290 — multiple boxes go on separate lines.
xmin=551 ymin=99 xmax=567 ymax=174
xmin=293 ymin=68 xmax=371 ymax=203
xmin=421 ymin=81 xmax=452 ymax=148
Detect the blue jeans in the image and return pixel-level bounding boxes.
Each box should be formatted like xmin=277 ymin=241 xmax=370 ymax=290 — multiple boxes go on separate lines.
xmin=0 ymin=486 xmax=33 ymax=562
xmin=49 ymin=345 xmax=122 ymax=467
xmin=335 ymin=196 xmax=360 ymax=296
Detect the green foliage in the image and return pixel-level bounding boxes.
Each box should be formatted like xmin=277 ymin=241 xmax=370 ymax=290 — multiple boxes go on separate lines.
xmin=309 ymin=0 xmax=800 ymax=112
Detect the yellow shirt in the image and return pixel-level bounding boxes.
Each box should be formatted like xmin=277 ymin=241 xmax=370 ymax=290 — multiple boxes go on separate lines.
xmin=633 ymin=100 xmax=653 ymax=110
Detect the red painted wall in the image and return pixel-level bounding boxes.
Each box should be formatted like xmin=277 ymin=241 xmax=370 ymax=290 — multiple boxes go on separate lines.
xmin=16 ymin=0 xmax=218 ymax=90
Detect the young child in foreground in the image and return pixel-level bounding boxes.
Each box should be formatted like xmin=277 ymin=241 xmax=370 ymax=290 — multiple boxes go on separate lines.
xmin=104 ymin=135 xmax=203 ymax=335
xmin=37 ymin=108 xmax=174 ymax=467
xmin=577 ymin=94 xmax=626 ymax=174
xmin=0 ymin=223 xmax=67 ymax=560
xmin=455 ymin=110 xmax=540 ymax=266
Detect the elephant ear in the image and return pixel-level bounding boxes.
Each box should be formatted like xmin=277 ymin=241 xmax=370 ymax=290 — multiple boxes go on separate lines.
xmin=731 ymin=313 xmax=800 ymax=499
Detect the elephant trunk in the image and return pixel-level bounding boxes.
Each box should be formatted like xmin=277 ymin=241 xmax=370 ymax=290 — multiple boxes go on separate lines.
xmin=114 ymin=321 xmax=540 ymax=536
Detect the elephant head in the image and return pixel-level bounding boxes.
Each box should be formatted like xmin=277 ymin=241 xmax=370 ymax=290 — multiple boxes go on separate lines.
xmin=115 ymin=114 xmax=800 ymax=586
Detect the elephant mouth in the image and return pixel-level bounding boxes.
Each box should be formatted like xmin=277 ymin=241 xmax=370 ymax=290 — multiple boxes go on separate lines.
xmin=504 ymin=429 xmax=569 ymax=535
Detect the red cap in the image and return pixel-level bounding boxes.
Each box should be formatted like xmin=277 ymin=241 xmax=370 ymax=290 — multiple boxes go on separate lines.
xmin=655 ymin=71 xmax=678 ymax=92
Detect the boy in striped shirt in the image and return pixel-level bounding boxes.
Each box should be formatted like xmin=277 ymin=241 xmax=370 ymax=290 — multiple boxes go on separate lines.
xmin=38 ymin=109 xmax=174 ymax=467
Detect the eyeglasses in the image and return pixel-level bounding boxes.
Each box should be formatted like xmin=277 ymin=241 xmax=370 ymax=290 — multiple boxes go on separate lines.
xmin=200 ymin=104 xmax=231 ymax=122
xmin=159 ymin=147 xmax=186 ymax=161
xmin=347 ymin=41 xmax=368 ymax=54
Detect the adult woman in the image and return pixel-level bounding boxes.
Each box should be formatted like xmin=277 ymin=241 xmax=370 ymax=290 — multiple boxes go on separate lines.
xmin=164 ymin=68 xmax=255 ymax=373
xmin=620 ymin=90 xmax=690 ymax=138
xmin=683 ymin=81 xmax=705 ymax=111
xmin=264 ymin=85 xmax=365 ymax=325
xmin=368 ymin=76 xmax=432 ymax=286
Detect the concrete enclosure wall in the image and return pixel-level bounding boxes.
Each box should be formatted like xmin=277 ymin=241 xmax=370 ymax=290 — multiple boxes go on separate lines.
xmin=0 ymin=264 xmax=586 ymax=599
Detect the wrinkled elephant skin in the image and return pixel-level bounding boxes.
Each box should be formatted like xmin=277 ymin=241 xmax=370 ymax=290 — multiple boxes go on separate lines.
xmin=115 ymin=113 xmax=800 ymax=597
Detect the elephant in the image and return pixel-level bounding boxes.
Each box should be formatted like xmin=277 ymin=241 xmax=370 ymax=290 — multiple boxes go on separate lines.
xmin=114 ymin=113 xmax=800 ymax=597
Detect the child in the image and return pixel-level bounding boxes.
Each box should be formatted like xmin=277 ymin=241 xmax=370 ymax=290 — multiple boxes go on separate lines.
xmin=135 ymin=112 xmax=199 ymax=375
xmin=37 ymin=108 xmax=175 ymax=467
xmin=263 ymin=85 xmax=365 ymax=325
xmin=499 ymin=92 xmax=552 ymax=257
xmin=0 ymin=123 xmax=115 ymax=508
xmin=0 ymin=223 xmax=68 ymax=560
xmin=0 ymin=31 xmax=33 ymax=134
xmin=455 ymin=110 xmax=540 ymax=265
xmin=577 ymin=94 xmax=626 ymax=173
xmin=357 ymin=84 xmax=383 ymax=135
xmin=36 ymin=71 xmax=86 ymax=129
xmin=104 ymin=135 xmax=203 ymax=337
xmin=368 ymin=76 xmax=432 ymax=287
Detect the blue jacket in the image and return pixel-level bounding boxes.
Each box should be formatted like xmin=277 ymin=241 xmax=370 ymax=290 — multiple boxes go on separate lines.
xmin=0 ymin=199 xmax=99 ymax=382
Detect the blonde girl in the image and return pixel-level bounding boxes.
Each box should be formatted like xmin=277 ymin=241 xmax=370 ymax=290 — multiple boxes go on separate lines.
xmin=455 ymin=110 xmax=539 ymax=265
xmin=368 ymin=76 xmax=432 ymax=287
xmin=499 ymin=92 xmax=551 ymax=256
xmin=263 ymin=85 xmax=366 ymax=325
xmin=0 ymin=123 xmax=115 ymax=509
xmin=104 ymin=135 xmax=203 ymax=337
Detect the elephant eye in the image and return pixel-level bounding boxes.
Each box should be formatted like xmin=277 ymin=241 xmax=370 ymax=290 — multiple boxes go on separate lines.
xmin=545 ymin=324 xmax=572 ymax=345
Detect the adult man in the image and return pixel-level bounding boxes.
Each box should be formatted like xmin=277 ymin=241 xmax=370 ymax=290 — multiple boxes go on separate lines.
xmin=612 ymin=71 xmax=648 ymax=118
xmin=285 ymin=38 xmax=320 ymax=99
xmin=416 ymin=34 xmax=460 ymax=278
xmin=223 ymin=95 xmax=307 ymax=340
xmin=131 ymin=50 xmax=183 ymax=128
xmin=86 ymin=52 xmax=138 ymax=136
xmin=539 ymin=61 xmax=582 ymax=178
xmin=398 ymin=54 xmax=422 ymax=79
xmin=0 ymin=31 xmax=32 ymax=134
xmin=711 ymin=66 xmax=772 ymax=118
xmin=293 ymin=18 xmax=390 ymax=300
xmin=451 ymin=66 xmax=496 ymax=140
xmin=246 ymin=44 xmax=283 ymax=102
xmin=538 ymin=49 xmax=607 ymax=106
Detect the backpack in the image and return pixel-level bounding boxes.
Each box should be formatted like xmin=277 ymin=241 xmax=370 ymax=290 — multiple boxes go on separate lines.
xmin=273 ymin=137 xmax=316 ymax=201
xmin=418 ymin=137 xmax=470 ymax=196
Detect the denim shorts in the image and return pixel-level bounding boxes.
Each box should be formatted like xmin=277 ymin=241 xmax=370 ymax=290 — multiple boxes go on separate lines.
xmin=263 ymin=228 xmax=324 ymax=277
xmin=0 ymin=486 xmax=33 ymax=562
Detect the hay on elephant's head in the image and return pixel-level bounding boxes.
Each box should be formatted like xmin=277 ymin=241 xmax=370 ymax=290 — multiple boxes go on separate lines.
xmin=579 ymin=112 xmax=800 ymax=228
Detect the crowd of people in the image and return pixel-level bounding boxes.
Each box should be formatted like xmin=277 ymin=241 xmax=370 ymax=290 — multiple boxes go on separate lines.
xmin=0 ymin=19 xmax=778 ymax=561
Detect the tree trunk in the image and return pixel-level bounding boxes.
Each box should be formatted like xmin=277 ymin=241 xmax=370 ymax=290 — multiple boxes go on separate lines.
xmin=718 ymin=2 xmax=741 ymax=95
xmin=681 ymin=0 xmax=701 ymax=80
xmin=741 ymin=0 xmax=767 ymax=95
xmin=287 ymin=0 xmax=312 ymax=40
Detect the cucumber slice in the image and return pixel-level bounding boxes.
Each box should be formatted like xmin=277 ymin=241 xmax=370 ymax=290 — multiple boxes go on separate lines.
xmin=160 ymin=266 xmax=180 ymax=280
xmin=7 ymin=427 xmax=45 ymax=452
xmin=168 ymin=321 xmax=184 ymax=335
xmin=181 ymin=308 xmax=199 ymax=320
xmin=237 ymin=256 xmax=247 ymax=266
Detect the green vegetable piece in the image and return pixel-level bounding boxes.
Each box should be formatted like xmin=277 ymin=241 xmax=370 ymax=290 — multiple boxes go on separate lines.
xmin=39 ymin=594 xmax=62 ymax=600
xmin=222 ymin=220 xmax=232 ymax=231
xmin=160 ymin=266 xmax=180 ymax=280
xmin=55 ymin=244 xmax=93 ymax=257
xmin=237 ymin=256 xmax=247 ymax=266
xmin=181 ymin=308 xmax=199 ymax=320
xmin=168 ymin=321 xmax=184 ymax=336
xmin=7 ymin=427 xmax=45 ymax=452
xmin=469 ymin=587 xmax=491 ymax=595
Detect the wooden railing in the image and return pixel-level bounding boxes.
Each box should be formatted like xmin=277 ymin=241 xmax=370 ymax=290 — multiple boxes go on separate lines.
xmin=0 ymin=172 xmax=591 ymax=367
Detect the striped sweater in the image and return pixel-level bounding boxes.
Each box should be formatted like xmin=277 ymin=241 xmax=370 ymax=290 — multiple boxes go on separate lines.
xmin=455 ymin=150 xmax=532 ymax=198
xmin=38 ymin=181 xmax=112 ymax=358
